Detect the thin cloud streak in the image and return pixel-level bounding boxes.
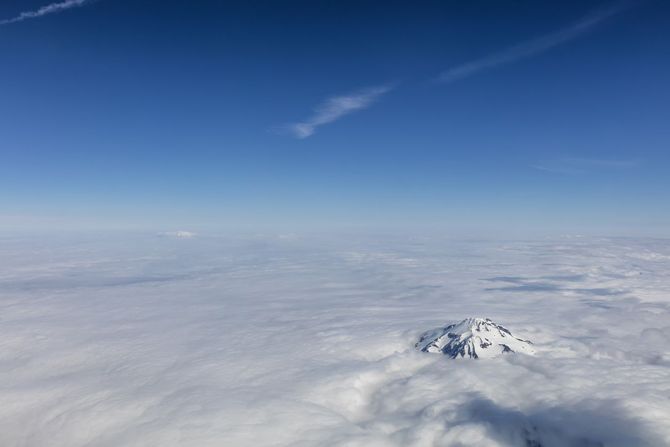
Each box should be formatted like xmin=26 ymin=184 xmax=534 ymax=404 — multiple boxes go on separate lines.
xmin=533 ymin=157 xmax=641 ymax=175
xmin=438 ymin=1 xmax=630 ymax=83
xmin=0 ymin=0 xmax=93 ymax=25
xmin=285 ymin=84 xmax=395 ymax=139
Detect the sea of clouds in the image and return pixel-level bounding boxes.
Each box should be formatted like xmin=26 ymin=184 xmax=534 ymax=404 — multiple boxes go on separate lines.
xmin=0 ymin=232 xmax=669 ymax=446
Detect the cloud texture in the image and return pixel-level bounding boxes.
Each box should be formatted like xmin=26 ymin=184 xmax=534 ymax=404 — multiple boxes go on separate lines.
xmin=286 ymin=84 xmax=394 ymax=138
xmin=0 ymin=233 xmax=669 ymax=445
xmin=0 ymin=0 xmax=93 ymax=25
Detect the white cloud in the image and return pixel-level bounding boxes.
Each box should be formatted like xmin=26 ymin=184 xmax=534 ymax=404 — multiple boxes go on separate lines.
xmin=438 ymin=2 xmax=630 ymax=83
xmin=0 ymin=234 xmax=669 ymax=445
xmin=0 ymin=0 xmax=94 ymax=26
xmin=158 ymin=230 xmax=197 ymax=239
xmin=284 ymin=84 xmax=395 ymax=139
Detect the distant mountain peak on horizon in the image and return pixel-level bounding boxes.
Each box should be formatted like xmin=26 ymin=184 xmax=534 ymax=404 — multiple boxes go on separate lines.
xmin=416 ymin=317 xmax=535 ymax=359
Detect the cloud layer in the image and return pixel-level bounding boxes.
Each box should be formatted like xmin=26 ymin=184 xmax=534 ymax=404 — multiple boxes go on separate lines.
xmin=286 ymin=84 xmax=394 ymax=139
xmin=438 ymin=2 xmax=629 ymax=83
xmin=0 ymin=233 xmax=669 ymax=445
xmin=0 ymin=0 xmax=93 ymax=26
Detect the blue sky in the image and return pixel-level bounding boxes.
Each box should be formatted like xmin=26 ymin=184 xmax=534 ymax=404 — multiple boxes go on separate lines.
xmin=0 ymin=0 xmax=668 ymax=235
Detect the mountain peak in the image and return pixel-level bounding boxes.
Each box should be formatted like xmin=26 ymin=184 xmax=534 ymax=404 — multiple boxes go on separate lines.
xmin=416 ymin=318 xmax=535 ymax=359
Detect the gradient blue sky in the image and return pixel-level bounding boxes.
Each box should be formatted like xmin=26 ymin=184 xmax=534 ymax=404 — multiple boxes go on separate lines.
xmin=1 ymin=0 xmax=668 ymax=235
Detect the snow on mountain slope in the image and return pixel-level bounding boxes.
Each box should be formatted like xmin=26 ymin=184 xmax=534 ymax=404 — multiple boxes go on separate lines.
xmin=416 ymin=317 xmax=535 ymax=358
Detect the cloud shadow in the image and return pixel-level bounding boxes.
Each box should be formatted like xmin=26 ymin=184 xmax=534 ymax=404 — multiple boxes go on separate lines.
xmin=454 ymin=396 xmax=662 ymax=447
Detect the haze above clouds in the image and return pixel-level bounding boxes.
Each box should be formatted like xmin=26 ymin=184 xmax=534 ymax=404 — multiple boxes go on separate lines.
xmin=1 ymin=233 xmax=669 ymax=446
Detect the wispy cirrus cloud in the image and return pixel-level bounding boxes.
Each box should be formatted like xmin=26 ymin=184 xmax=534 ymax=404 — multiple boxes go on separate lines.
xmin=438 ymin=1 xmax=631 ymax=83
xmin=282 ymin=84 xmax=395 ymax=139
xmin=0 ymin=0 xmax=94 ymax=26
xmin=533 ymin=157 xmax=641 ymax=175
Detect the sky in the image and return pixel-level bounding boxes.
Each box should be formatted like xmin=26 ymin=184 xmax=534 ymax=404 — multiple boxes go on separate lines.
xmin=0 ymin=0 xmax=669 ymax=235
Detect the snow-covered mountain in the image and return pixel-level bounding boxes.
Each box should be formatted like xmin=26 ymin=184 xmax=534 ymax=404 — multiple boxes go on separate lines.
xmin=416 ymin=318 xmax=535 ymax=359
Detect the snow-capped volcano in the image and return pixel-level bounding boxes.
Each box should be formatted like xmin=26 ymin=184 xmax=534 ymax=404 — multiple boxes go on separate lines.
xmin=416 ymin=318 xmax=535 ymax=359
